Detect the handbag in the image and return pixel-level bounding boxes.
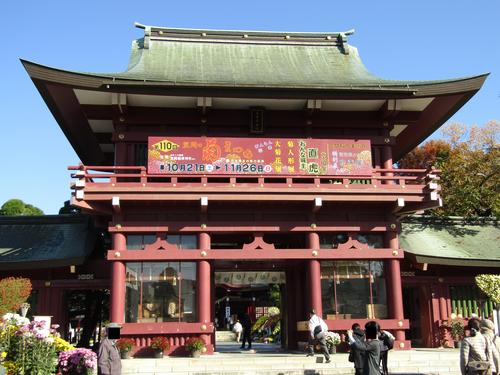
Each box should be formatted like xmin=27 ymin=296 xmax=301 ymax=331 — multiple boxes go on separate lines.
xmin=466 ymin=360 xmax=491 ymax=375
xmin=466 ymin=336 xmax=492 ymax=375
xmin=348 ymin=351 xmax=354 ymax=363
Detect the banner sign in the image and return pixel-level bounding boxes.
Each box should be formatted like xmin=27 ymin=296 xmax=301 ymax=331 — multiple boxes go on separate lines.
xmin=148 ymin=137 xmax=372 ymax=176
xmin=215 ymin=272 xmax=286 ymax=285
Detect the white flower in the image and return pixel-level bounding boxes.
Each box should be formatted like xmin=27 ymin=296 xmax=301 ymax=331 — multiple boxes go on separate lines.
xmin=45 ymin=336 xmax=55 ymax=344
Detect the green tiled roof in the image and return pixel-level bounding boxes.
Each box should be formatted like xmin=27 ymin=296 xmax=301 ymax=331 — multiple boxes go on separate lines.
xmin=400 ymin=216 xmax=500 ymax=267
xmin=0 ymin=215 xmax=96 ymax=270
xmin=67 ymin=24 xmax=484 ymax=90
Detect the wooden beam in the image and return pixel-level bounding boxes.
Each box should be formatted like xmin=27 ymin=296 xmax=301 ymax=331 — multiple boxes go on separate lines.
xmin=107 ymin=220 xmax=393 ymax=233
xmin=70 ymin=196 xmax=112 ymax=215
xmin=200 ymin=196 xmax=208 ymax=213
xmin=107 ymin=247 xmax=404 ymax=261
xmin=313 ymin=197 xmax=322 ymax=212
xmin=392 ymin=198 xmax=405 ymax=213
xmin=379 ymin=99 xmax=402 ymax=120
xmin=112 ymin=196 xmax=121 ymax=213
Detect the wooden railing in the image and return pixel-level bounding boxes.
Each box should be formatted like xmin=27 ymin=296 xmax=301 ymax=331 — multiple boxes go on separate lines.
xmin=69 ymin=164 xmax=440 ymax=192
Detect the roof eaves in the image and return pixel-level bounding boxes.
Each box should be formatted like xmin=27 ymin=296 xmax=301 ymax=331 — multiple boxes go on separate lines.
xmin=412 ymin=254 xmax=500 ymax=268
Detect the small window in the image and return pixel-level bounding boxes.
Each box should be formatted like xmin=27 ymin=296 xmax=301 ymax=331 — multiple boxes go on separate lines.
xmin=126 ymin=234 xmax=157 ymax=250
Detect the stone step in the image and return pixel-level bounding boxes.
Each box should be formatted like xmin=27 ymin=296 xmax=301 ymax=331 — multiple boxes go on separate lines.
xmin=215 ymin=331 xmax=237 ymax=342
xmin=121 ymin=349 xmax=461 ymax=375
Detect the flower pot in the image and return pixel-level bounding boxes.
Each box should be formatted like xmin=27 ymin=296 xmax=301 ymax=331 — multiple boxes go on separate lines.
xmin=328 ymin=346 xmax=336 ymax=354
xmin=153 ymin=349 xmax=164 ymax=358
xmin=120 ymin=351 xmax=131 ymax=359
xmin=191 ymin=349 xmax=202 ymax=358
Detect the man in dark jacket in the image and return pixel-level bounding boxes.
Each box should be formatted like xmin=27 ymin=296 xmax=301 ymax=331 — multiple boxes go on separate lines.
xmin=350 ymin=323 xmax=366 ymax=375
xmin=240 ymin=313 xmax=252 ymax=350
xmin=348 ymin=321 xmax=381 ymax=375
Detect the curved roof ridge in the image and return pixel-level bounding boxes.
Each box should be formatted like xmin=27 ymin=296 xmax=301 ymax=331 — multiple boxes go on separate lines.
xmin=133 ymin=21 xmax=356 ymax=39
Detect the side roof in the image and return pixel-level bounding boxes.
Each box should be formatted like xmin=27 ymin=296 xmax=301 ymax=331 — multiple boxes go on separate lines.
xmin=0 ymin=215 xmax=97 ymax=270
xmin=400 ymin=216 xmax=500 ymax=267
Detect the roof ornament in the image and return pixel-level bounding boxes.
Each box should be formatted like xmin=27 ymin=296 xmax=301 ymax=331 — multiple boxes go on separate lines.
xmin=134 ymin=22 xmax=151 ymax=49
xmin=337 ymin=29 xmax=354 ymax=55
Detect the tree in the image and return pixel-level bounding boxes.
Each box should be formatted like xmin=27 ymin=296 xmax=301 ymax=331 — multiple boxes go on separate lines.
xmin=0 ymin=277 xmax=32 ymax=315
xmin=398 ymin=139 xmax=451 ymax=170
xmin=0 ymin=199 xmax=44 ymax=216
xmin=475 ymin=274 xmax=500 ymax=331
xmin=475 ymin=274 xmax=500 ymax=308
xmin=398 ymin=120 xmax=500 ymax=217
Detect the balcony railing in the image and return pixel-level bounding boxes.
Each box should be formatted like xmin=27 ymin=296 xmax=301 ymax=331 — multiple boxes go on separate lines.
xmin=69 ymin=165 xmax=440 ymax=200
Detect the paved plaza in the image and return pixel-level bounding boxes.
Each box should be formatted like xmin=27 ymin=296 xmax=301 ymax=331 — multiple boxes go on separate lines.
xmin=122 ymin=344 xmax=461 ymax=375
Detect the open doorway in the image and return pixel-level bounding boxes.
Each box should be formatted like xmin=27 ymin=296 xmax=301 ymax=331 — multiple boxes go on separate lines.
xmin=64 ymin=289 xmax=109 ymax=348
xmin=214 ymin=270 xmax=285 ymax=352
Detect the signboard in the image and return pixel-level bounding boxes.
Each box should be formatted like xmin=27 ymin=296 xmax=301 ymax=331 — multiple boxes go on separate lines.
xmin=215 ymin=272 xmax=286 ymax=285
xmin=148 ymin=137 xmax=372 ymax=176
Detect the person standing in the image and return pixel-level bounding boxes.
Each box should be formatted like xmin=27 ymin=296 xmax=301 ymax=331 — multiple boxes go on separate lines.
xmin=240 ymin=313 xmax=252 ymax=350
xmin=306 ymin=309 xmax=330 ymax=363
xmin=349 ymin=323 xmax=366 ymax=375
xmin=480 ymin=319 xmax=500 ymax=355
xmin=98 ymin=323 xmax=122 ymax=375
xmin=347 ymin=321 xmax=381 ymax=375
xmin=233 ymin=319 xmax=243 ymax=342
xmin=378 ymin=329 xmax=395 ymax=375
xmin=460 ymin=318 xmax=500 ymax=375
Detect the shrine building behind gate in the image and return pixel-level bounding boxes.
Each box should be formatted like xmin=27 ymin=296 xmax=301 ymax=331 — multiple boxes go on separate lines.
xmin=22 ymin=23 xmax=487 ymax=354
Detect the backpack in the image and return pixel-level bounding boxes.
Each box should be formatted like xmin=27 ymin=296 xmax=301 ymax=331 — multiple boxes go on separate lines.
xmin=313 ymin=325 xmax=322 ymax=337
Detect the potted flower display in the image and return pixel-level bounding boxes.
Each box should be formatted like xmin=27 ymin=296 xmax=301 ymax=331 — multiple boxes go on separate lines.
xmin=150 ymin=336 xmax=170 ymax=358
xmin=116 ymin=338 xmax=135 ymax=359
xmin=450 ymin=319 xmax=465 ymax=348
xmin=58 ymin=348 xmax=97 ymax=375
xmin=185 ymin=338 xmax=206 ymax=358
xmin=325 ymin=331 xmax=341 ymax=354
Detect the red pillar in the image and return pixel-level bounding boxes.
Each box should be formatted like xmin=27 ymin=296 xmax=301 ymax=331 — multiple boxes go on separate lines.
xmin=382 ymin=145 xmax=394 ymax=184
xmin=307 ymin=232 xmax=322 ymax=317
xmin=386 ymin=231 xmax=408 ymax=348
xmin=110 ymin=232 xmax=126 ymax=323
xmin=439 ymin=284 xmax=448 ymax=320
xmin=198 ymin=233 xmax=212 ymax=352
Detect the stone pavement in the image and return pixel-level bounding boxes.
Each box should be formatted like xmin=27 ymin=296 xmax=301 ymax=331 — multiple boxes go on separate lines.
xmin=122 ymin=343 xmax=461 ymax=375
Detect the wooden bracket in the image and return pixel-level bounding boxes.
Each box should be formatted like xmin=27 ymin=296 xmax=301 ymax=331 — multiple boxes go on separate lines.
xmin=313 ymin=197 xmax=322 ymax=213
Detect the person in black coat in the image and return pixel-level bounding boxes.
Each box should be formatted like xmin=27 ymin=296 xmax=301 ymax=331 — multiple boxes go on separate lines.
xmin=378 ymin=329 xmax=395 ymax=375
xmin=349 ymin=323 xmax=366 ymax=375
xmin=240 ymin=313 xmax=252 ymax=350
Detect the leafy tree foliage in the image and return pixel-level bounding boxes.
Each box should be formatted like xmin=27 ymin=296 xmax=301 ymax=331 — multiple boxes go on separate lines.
xmin=399 ymin=120 xmax=499 ymax=217
xmin=0 ymin=277 xmax=32 ymax=315
xmin=475 ymin=274 xmax=500 ymax=307
xmin=0 ymin=199 xmax=44 ymax=216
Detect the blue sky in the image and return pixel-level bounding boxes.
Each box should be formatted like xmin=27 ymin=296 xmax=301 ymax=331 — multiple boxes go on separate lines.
xmin=1 ymin=0 xmax=499 ymax=214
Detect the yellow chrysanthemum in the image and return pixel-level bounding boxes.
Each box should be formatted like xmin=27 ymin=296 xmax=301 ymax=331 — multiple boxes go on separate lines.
xmin=53 ymin=336 xmax=75 ymax=352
